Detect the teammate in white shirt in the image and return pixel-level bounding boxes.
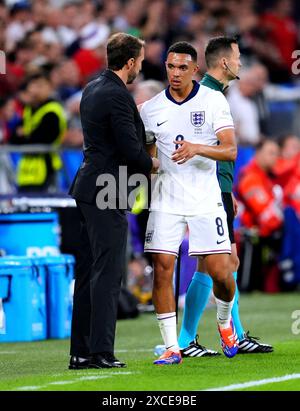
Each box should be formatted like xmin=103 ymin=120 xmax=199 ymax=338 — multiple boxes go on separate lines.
xmin=140 ymin=42 xmax=239 ymax=365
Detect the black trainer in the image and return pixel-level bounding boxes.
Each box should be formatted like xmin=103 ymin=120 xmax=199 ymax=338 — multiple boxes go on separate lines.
xmin=180 ymin=335 xmax=220 ymax=357
xmin=238 ymin=331 xmax=274 ymax=354
xmin=89 ymin=352 xmax=127 ymax=368
xmin=69 ymin=356 xmax=90 ymax=370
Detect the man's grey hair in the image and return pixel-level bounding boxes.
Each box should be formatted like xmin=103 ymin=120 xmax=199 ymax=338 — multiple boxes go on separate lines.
xmin=135 ymin=80 xmax=165 ymax=100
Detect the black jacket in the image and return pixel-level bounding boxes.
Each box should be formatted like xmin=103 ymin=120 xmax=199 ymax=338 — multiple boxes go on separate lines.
xmin=69 ymin=69 xmax=152 ymax=206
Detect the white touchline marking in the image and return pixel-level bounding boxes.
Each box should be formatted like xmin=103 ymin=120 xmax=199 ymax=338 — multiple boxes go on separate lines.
xmin=78 ymin=376 xmax=111 ymax=381
xmin=204 ymin=373 xmax=300 ymax=391
xmin=15 ymin=371 xmax=137 ymax=391
xmin=48 ymin=377 xmax=111 ymax=385
xmin=0 ymin=351 xmax=17 ymax=354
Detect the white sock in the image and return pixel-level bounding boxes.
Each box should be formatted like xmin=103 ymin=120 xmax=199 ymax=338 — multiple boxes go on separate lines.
xmin=156 ymin=312 xmax=180 ymax=352
xmin=215 ymin=297 xmax=235 ymax=329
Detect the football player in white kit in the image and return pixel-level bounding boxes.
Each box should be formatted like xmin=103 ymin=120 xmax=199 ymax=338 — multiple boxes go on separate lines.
xmin=140 ymin=42 xmax=238 ymax=365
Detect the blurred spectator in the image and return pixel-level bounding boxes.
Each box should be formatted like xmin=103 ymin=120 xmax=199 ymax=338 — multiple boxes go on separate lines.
xmin=9 ymin=72 xmax=67 ymax=192
xmin=100 ymin=0 xmax=128 ymax=32
xmin=208 ymin=7 xmax=235 ymax=37
xmin=249 ymin=62 xmax=300 ymax=136
xmin=72 ymin=21 xmax=109 ymax=84
xmin=55 ymin=59 xmax=82 ymax=101
xmin=0 ymin=4 xmax=6 ymax=50
xmin=5 ymin=0 xmax=34 ymax=52
xmin=274 ymin=134 xmax=300 ymax=217
xmin=277 ymin=134 xmax=300 ymax=290
xmin=26 ymin=27 xmax=45 ymax=54
xmin=259 ymin=0 xmax=299 ymax=83
xmin=280 ymin=133 xmax=300 ymax=158
xmin=140 ymin=0 xmax=167 ymax=40
xmin=141 ymin=37 xmax=166 ymax=82
xmin=0 ymin=95 xmax=22 ymax=140
xmin=63 ymin=90 xmax=83 ymax=147
xmin=248 ymin=63 xmax=271 ymax=136
xmin=58 ymin=1 xmax=80 ymax=48
xmin=9 ymin=38 xmax=35 ymax=78
xmin=121 ymin=0 xmax=147 ymax=37
xmin=274 ymin=134 xmax=300 ymax=188
xmin=227 ymin=67 xmax=261 ymax=146
xmin=237 ymin=138 xmax=283 ymax=237
xmin=0 ymin=97 xmax=11 ymax=143
xmin=283 ymin=163 xmax=300 ymax=218
xmin=41 ymin=28 xmax=64 ymax=65
xmin=236 ymin=139 xmax=283 ymax=292
xmin=133 ymin=79 xmax=165 ymax=106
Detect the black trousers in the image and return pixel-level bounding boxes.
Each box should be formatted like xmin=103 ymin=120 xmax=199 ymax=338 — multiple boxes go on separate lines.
xmin=70 ymin=201 xmax=128 ymax=356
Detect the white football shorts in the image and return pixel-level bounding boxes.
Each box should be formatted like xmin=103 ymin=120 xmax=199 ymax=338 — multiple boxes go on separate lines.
xmin=144 ymin=210 xmax=231 ymax=257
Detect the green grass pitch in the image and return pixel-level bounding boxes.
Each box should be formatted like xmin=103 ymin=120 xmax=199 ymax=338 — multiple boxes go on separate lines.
xmin=0 ymin=292 xmax=300 ymax=391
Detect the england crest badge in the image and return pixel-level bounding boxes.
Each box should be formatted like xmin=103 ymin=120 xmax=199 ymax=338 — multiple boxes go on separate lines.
xmin=191 ymin=111 xmax=205 ymax=127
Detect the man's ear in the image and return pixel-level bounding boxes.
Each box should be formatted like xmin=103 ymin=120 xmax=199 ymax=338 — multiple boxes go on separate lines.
xmin=127 ymin=57 xmax=135 ymax=68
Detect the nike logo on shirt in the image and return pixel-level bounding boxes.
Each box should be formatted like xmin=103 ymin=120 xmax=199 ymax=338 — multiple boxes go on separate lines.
xmin=157 ymin=120 xmax=168 ymax=127
xmin=217 ymin=239 xmax=226 ymax=244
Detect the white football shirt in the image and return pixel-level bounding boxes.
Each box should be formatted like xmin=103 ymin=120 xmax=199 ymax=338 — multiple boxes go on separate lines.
xmin=140 ymin=81 xmax=234 ymax=215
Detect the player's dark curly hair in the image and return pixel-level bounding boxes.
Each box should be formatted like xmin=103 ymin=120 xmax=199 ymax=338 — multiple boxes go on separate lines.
xmin=167 ymin=42 xmax=198 ymax=62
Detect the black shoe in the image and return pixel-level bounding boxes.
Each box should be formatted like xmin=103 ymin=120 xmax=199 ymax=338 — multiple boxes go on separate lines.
xmin=89 ymin=352 xmax=127 ymax=369
xmin=180 ymin=335 xmax=221 ymax=357
xmin=238 ymin=331 xmax=274 ymax=354
xmin=69 ymin=356 xmax=90 ymax=370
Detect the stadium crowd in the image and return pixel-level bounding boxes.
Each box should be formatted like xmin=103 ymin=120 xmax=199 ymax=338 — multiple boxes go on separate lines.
xmin=1 ymin=0 xmax=300 ymax=295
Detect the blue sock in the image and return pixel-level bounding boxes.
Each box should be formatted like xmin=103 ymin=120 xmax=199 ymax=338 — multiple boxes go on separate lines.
xmin=178 ymin=272 xmax=213 ymax=349
xmin=231 ymin=272 xmax=245 ymax=340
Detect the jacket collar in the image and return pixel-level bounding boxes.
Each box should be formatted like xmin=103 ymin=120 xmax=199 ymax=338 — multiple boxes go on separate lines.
xmin=200 ymin=72 xmax=226 ymax=93
xmin=101 ymin=69 xmax=127 ymax=89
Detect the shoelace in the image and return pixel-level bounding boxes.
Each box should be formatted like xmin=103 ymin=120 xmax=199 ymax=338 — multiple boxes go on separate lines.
xmin=193 ymin=335 xmax=207 ymax=350
xmin=244 ymin=331 xmax=260 ymax=342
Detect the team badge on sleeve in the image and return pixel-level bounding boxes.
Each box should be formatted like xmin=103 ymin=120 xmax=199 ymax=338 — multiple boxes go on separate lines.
xmin=145 ymin=230 xmax=154 ymax=244
xmin=191 ymin=111 xmax=205 ymax=127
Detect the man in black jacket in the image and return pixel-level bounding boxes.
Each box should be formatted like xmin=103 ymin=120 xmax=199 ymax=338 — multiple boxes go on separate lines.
xmin=69 ymin=33 xmax=159 ymax=370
